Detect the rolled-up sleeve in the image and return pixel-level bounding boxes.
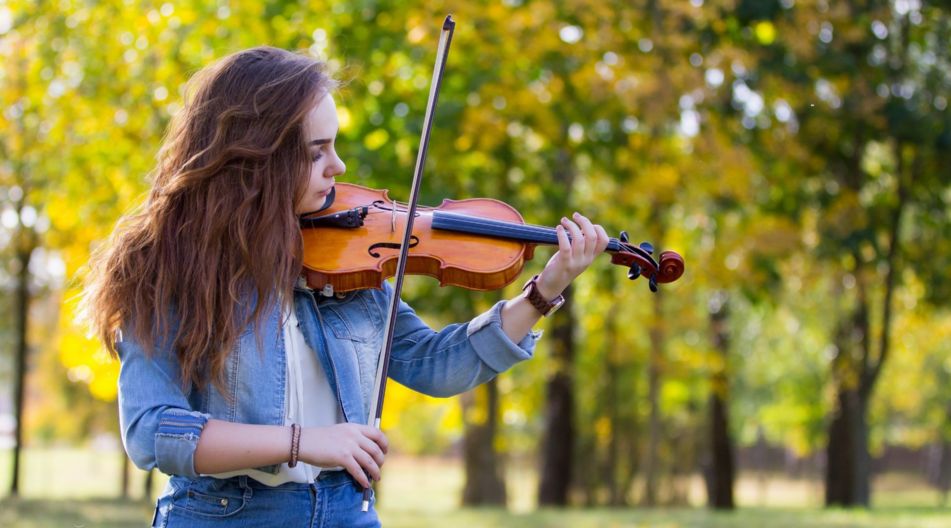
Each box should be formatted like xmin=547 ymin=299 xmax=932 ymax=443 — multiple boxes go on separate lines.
xmin=384 ymin=283 xmax=541 ymax=397
xmin=466 ymin=300 xmax=542 ymax=372
xmin=117 ymin=336 xmax=209 ymax=478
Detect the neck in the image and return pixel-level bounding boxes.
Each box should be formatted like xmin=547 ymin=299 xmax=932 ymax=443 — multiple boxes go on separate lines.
xmin=431 ymin=211 xmax=623 ymax=252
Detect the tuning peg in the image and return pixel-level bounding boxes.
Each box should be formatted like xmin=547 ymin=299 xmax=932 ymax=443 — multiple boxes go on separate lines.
xmin=639 ymin=242 xmax=654 ymax=255
xmin=649 ymin=274 xmax=658 ymax=293
xmin=619 ymin=231 xmax=629 ymax=243
xmin=628 ymin=263 xmax=641 ymax=280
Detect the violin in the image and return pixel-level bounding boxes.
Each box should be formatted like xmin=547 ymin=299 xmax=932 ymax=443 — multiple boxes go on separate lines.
xmin=299 ymin=183 xmax=684 ymax=295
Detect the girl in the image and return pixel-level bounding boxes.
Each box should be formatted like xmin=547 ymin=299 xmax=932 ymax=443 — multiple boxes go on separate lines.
xmin=83 ymin=46 xmax=608 ymax=527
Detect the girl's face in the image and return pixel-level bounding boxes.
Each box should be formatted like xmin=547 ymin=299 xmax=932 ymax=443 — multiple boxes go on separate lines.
xmin=297 ymin=94 xmax=346 ymax=215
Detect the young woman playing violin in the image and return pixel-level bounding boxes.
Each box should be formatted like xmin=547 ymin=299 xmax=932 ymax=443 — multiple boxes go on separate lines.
xmin=82 ymin=46 xmax=609 ymax=527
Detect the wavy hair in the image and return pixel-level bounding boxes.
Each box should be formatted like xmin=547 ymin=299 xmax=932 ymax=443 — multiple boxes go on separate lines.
xmin=83 ymin=46 xmax=336 ymax=392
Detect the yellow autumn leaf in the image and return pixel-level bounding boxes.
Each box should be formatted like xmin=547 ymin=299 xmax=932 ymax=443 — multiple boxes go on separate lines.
xmin=755 ymin=21 xmax=776 ymax=45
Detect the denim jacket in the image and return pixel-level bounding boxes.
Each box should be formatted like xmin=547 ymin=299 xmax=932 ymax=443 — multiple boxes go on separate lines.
xmin=117 ymin=281 xmax=539 ymax=478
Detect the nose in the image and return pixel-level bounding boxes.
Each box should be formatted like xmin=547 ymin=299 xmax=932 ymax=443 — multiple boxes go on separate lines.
xmin=325 ymin=152 xmax=346 ymax=178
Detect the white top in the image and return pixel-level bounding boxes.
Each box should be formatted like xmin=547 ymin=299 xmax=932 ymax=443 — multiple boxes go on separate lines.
xmin=210 ymin=306 xmax=343 ymax=485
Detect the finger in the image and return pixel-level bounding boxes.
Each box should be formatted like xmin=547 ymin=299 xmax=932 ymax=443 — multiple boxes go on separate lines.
xmin=594 ymin=224 xmax=610 ymax=254
xmin=561 ymin=217 xmax=584 ymax=258
xmin=355 ymin=449 xmax=382 ymax=482
xmin=343 ymin=456 xmax=370 ymax=488
xmin=573 ymin=212 xmax=598 ymax=257
xmin=357 ymin=435 xmax=386 ymax=467
xmin=555 ymin=224 xmax=570 ymax=256
xmin=362 ymin=427 xmax=389 ymax=454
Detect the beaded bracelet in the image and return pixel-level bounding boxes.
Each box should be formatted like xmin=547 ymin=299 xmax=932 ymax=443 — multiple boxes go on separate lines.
xmin=288 ymin=423 xmax=301 ymax=468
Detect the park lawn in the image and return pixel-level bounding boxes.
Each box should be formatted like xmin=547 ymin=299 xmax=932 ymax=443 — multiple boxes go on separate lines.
xmin=381 ymin=507 xmax=951 ymax=527
xmin=2 ymin=498 xmax=951 ymax=528
xmin=2 ymin=449 xmax=950 ymax=526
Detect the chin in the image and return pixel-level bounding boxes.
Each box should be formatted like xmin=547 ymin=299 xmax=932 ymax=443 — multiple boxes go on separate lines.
xmin=298 ymin=197 xmax=326 ymax=215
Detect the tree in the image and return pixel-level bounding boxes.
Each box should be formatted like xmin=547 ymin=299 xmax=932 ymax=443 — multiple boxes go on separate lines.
xmin=714 ymin=0 xmax=951 ymax=506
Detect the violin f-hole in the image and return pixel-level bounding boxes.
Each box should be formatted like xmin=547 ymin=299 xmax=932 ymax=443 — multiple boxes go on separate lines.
xmin=368 ymin=236 xmax=421 ymax=258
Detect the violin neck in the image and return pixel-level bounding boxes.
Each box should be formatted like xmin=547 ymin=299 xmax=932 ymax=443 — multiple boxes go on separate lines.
xmin=431 ymin=211 xmax=623 ymax=252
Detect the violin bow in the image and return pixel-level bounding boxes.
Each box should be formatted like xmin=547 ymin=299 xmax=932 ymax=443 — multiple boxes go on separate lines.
xmin=361 ymin=14 xmax=456 ymax=512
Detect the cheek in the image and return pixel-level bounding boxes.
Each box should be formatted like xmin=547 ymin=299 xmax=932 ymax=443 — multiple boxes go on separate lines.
xmin=293 ymin=167 xmax=313 ymax=211
xmin=306 ymin=162 xmax=323 ymax=188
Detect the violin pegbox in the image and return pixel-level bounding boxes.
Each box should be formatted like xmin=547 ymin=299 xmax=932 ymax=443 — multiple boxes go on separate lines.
xmin=610 ymin=230 xmax=684 ymax=292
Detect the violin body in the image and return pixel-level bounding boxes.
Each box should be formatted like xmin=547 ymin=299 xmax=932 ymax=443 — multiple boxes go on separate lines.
xmin=301 ymin=183 xmax=536 ymax=293
xmin=300 ymin=183 xmax=684 ymax=294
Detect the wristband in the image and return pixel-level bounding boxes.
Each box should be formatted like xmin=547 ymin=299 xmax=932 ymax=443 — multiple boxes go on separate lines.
xmin=288 ymin=423 xmax=301 ymax=468
xmin=521 ymin=274 xmax=565 ymax=316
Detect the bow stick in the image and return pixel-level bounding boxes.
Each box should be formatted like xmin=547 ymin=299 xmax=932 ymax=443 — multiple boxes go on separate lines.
xmin=361 ymin=15 xmax=456 ymax=512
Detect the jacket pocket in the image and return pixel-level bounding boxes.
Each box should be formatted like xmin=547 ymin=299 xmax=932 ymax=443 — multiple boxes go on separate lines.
xmin=324 ymin=294 xmax=382 ymax=343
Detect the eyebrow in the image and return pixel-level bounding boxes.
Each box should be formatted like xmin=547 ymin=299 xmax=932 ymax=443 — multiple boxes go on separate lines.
xmin=309 ymin=139 xmax=332 ymax=146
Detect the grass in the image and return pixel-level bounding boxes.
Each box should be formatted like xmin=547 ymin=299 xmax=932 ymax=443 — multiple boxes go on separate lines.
xmin=3 ymin=499 xmax=950 ymax=528
xmin=1 ymin=448 xmax=950 ymax=527
xmin=0 ymin=498 xmax=153 ymax=528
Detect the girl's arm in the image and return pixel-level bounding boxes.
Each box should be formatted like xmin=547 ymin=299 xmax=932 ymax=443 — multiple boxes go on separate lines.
xmin=118 ymin=333 xmax=386 ymax=485
xmin=194 ymin=420 xmax=387 ymax=488
xmin=500 ymin=213 xmax=608 ymax=342
xmin=385 ymin=214 xmax=607 ymax=398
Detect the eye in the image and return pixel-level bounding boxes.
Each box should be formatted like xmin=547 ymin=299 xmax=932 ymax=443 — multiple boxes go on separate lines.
xmin=311 ymin=145 xmax=327 ymax=162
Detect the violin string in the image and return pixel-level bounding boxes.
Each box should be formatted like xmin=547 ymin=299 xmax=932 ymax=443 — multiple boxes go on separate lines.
xmin=436 ymin=211 xmax=593 ymax=245
xmin=354 ymin=207 xmax=629 ymax=254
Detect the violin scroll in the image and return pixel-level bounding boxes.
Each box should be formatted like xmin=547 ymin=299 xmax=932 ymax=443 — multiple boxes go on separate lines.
xmin=609 ymin=234 xmax=684 ymax=292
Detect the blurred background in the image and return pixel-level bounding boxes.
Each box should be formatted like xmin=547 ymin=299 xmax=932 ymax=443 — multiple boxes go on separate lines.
xmin=1 ymin=0 xmax=950 ymax=526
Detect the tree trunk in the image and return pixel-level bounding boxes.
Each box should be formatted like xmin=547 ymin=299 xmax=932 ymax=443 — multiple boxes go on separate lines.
xmin=936 ymin=399 xmax=951 ymax=506
xmin=120 ymin=453 xmax=130 ymax=499
xmin=708 ymin=394 xmax=735 ymax=508
xmin=605 ymin=308 xmax=622 ymax=506
xmin=144 ymin=468 xmax=155 ymax=502
xmin=937 ymin=436 xmax=951 ymax=506
xmin=642 ymin=289 xmax=663 ymax=506
xmin=461 ymin=378 xmax=507 ymax=505
xmin=825 ymin=286 xmax=872 ymax=507
xmin=706 ymin=292 xmax=735 ymax=509
xmin=538 ymin=285 xmax=575 ymax=506
xmin=824 ymin=142 xmax=910 ymax=508
xmin=825 ymin=385 xmax=871 ymax=506
xmin=9 ymin=221 xmax=34 ymax=497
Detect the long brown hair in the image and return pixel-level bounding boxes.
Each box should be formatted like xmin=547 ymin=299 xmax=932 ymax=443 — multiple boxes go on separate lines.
xmin=83 ymin=46 xmax=336 ymax=392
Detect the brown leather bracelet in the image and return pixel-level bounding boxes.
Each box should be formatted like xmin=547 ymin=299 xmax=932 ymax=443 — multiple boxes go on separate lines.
xmin=288 ymin=423 xmax=301 ymax=468
xmin=521 ymin=274 xmax=565 ymax=316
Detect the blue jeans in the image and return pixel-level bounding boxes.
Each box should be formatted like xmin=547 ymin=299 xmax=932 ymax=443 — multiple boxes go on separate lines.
xmin=152 ymin=471 xmax=380 ymax=527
